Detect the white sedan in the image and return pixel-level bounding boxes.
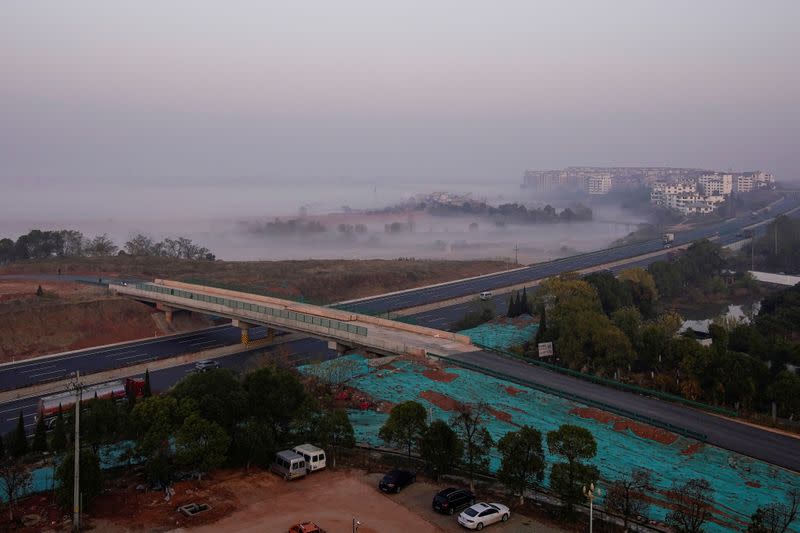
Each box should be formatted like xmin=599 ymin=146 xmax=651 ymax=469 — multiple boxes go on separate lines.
xmin=457 ymin=502 xmax=510 ymax=530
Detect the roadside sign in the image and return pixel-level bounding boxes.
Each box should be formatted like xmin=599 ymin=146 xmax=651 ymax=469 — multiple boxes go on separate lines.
xmin=537 ymin=342 xmax=553 ymax=358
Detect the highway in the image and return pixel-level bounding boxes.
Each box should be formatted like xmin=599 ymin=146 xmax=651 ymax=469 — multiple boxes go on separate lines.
xmin=446 ymin=349 xmax=800 ymax=472
xmin=1 ymin=196 xmax=798 ymax=470
xmin=337 ymin=195 xmax=800 ymax=315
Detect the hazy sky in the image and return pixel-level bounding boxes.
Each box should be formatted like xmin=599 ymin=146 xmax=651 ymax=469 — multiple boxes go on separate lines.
xmin=2 ymin=0 xmax=799 ymax=186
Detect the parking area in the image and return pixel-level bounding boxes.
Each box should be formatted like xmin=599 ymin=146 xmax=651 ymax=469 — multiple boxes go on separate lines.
xmin=362 ymin=472 xmax=560 ymax=533
xmin=170 ymin=468 xmax=562 ymax=533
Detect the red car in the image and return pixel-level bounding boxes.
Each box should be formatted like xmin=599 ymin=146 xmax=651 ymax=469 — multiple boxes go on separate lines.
xmin=288 ymin=522 xmax=326 ymax=533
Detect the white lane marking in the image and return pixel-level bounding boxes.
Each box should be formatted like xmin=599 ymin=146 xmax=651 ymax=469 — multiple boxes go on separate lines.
xmin=20 ymin=364 xmax=56 ymax=373
xmin=31 ymin=369 xmax=67 ymax=379
xmin=0 ymin=403 xmax=37 ymax=415
xmin=103 ymin=349 xmax=143 ymax=358
xmin=189 ymin=340 xmax=218 ymax=347
xmin=115 ymin=353 xmax=151 ymax=362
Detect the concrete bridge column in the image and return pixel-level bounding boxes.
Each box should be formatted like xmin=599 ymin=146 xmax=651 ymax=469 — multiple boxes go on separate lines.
xmin=155 ymin=303 xmax=176 ymax=325
xmin=327 ymin=340 xmax=352 ymax=355
xmin=232 ymin=319 xmax=257 ymax=346
xmin=267 ymin=328 xmax=276 ymax=343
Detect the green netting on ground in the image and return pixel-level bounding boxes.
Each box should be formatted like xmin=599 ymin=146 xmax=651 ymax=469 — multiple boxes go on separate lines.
xmin=300 ymin=355 xmax=799 ymax=532
xmin=458 ymin=322 xmax=538 ymax=350
xmin=0 ymin=441 xmax=138 ymax=503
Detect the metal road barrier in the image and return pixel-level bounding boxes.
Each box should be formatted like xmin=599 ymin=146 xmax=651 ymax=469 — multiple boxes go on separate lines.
xmin=474 ymin=343 xmax=737 ymax=418
xmin=125 ymin=282 xmax=368 ymax=336
xmin=430 ymin=352 xmax=709 ymax=442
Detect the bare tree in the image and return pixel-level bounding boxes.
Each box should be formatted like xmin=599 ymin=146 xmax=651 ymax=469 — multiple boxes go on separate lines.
xmin=666 ymin=478 xmax=714 ymax=533
xmin=0 ymin=460 xmax=32 ymax=521
xmin=605 ymin=468 xmax=653 ymax=531
xmin=748 ymin=488 xmax=800 ymax=533
xmin=451 ymin=403 xmax=494 ymax=492
xmin=85 ymin=233 xmax=118 ymax=256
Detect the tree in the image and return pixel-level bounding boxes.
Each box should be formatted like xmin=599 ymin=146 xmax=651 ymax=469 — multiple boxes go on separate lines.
xmin=547 ymin=424 xmax=598 ymax=512
xmin=0 ymin=460 xmax=32 ymax=520
xmin=243 ymin=366 xmax=308 ymax=440
xmin=605 ymin=468 xmax=653 ymax=531
xmin=496 ymin=426 xmax=546 ymax=504
xmin=315 ymin=409 xmax=356 ymax=467
xmin=0 ymin=433 xmax=4 ymax=460
xmin=82 ymin=398 xmax=123 ymax=452
xmin=171 ymin=369 xmax=247 ymax=434
xmin=585 ymin=270 xmax=631 ymax=315
xmin=451 ymin=404 xmax=494 ymax=491
xmin=85 ymin=233 xmax=118 ymax=256
xmin=130 ymin=396 xmax=180 ymax=458
xmin=175 ymin=413 xmax=230 ymax=478
xmin=419 ymin=420 xmax=463 ymax=480
xmin=767 ymin=371 xmax=800 ymax=419
xmin=507 ymin=294 xmax=517 ymax=318
xmin=619 ymin=268 xmax=658 ymax=317
xmin=748 ymin=488 xmax=800 ymax=533
xmin=51 ymin=405 xmax=67 ymax=452
xmin=665 ymin=478 xmax=714 ymax=533
xmin=379 ymin=401 xmax=427 ymax=460
xmin=143 ymin=368 xmax=152 ymax=397
xmin=55 ymin=450 xmax=103 ymax=509
xmin=32 ymin=414 xmax=48 ymax=453
xmin=231 ymin=417 xmax=277 ymax=470
xmin=10 ymin=412 xmax=28 ymax=457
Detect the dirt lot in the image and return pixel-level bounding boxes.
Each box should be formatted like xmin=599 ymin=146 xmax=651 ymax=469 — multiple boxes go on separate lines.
xmin=0 ymin=280 xmax=212 ymax=361
xmin=0 ymin=257 xmax=509 ymax=305
xmin=84 ymin=469 xmax=563 ymax=533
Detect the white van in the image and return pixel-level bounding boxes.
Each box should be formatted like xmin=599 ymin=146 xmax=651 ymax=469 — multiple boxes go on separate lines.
xmin=271 ymin=450 xmax=307 ymax=480
xmin=292 ymin=444 xmax=327 ymax=472
xmin=479 ymin=291 xmax=493 ymax=301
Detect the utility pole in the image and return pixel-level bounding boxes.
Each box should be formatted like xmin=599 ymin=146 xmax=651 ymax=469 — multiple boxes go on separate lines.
xmin=71 ymin=371 xmax=83 ymax=532
xmin=583 ymin=482 xmax=601 ymax=533
xmin=513 ymin=244 xmax=519 ymax=265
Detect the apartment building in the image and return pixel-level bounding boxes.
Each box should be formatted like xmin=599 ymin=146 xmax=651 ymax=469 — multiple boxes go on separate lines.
xmin=650 ymin=181 xmax=697 ymax=206
xmin=585 ymin=174 xmax=613 ymax=195
xmin=698 ymin=174 xmax=733 ymax=196
xmin=736 ymin=174 xmax=755 ymax=193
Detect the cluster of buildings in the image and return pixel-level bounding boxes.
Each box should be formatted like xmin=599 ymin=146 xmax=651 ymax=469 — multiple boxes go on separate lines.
xmin=521 ymin=166 xmax=709 ymax=195
xmin=650 ymin=171 xmax=774 ymax=215
xmin=520 ymin=166 xmax=775 ymax=215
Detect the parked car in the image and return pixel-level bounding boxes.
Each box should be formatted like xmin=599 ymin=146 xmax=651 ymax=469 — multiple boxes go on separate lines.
xmin=458 ymin=502 xmax=511 ymax=530
xmin=194 ymin=359 xmax=219 ymax=372
xmin=270 ymin=450 xmax=307 ymax=480
xmin=432 ymin=487 xmax=475 ymax=515
xmin=292 ymin=444 xmax=326 ymax=472
xmin=288 ymin=522 xmax=326 ymax=533
xmin=378 ymin=469 xmax=415 ymax=493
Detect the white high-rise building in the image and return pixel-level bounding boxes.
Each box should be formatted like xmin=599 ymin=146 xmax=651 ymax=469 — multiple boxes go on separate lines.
xmin=698 ymin=174 xmax=733 ymax=196
xmin=585 ymin=175 xmax=613 ymax=195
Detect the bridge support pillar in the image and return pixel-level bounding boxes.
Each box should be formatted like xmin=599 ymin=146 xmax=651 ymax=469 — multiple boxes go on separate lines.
xmin=155 ymin=303 xmax=176 ymax=325
xmin=267 ymin=328 xmax=276 ymax=343
xmin=232 ymin=319 xmax=257 ymax=346
xmin=327 ymin=341 xmax=351 ymax=355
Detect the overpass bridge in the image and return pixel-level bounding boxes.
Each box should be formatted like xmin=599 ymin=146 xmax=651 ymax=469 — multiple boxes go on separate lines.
xmin=111 ymin=279 xmax=478 ymax=359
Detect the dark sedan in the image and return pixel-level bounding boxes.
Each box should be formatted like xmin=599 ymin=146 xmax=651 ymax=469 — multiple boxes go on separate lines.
xmin=378 ymin=469 xmax=416 ymax=493
xmin=432 ymin=487 xmax=475 ymax=515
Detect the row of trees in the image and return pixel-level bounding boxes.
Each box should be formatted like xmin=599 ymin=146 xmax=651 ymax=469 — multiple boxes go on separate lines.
xmin=378 ymin=401 xmax=599 ymax=513
xmin=0 ymin=229 xmax=216 ymax=264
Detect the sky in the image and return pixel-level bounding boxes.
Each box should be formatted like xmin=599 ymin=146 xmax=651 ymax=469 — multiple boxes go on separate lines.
xmin=1 ymin=0 xmax=799 ymax=188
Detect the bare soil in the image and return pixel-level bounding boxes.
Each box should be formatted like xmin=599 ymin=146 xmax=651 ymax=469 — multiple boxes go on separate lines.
xmin=81 ymin=468 xmax=563 ymax=533
xmin=0 ymin=256 xmax=509 ymax=305
xmin=0 ymin=280 xmax=212 ymax=362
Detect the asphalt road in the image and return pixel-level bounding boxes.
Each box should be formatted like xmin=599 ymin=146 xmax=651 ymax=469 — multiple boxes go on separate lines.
xmin=447 ymin=349 xmax=800 ymax=472
xmin=337 ymin=194 xmax=800 ymax=315
xmin=1 ymin=336 xmax=331 ymax=436
xmin=1 ymin=196 xmax=798 ymax=468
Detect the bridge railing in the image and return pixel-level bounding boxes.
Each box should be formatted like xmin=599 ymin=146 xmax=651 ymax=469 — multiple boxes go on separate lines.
xmin=124 ymin=282 xmax=369 ymax=336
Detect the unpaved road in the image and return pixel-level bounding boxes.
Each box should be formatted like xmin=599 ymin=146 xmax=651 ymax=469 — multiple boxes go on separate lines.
xmin=171 ymin=469 xmax=562 ymax=533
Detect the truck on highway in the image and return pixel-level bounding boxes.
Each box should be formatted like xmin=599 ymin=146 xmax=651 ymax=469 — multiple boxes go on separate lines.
xmin=662 ymin=233 xmax=675 ymax=248
xmin=36 ymin=377 xmax=146 ymax=427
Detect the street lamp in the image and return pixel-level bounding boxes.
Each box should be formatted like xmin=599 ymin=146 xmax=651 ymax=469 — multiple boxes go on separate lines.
xmin=69 ymin=371 xmax=84 ymax=532
xmin=583 ymin=482 xmax=601 ymax=533
xmin=352 ymin=517 xmax=361 ymax=533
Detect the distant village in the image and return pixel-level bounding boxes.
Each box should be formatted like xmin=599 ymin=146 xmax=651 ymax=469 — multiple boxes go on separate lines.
xmin=522 ymin=166 xmax=775 ymax=215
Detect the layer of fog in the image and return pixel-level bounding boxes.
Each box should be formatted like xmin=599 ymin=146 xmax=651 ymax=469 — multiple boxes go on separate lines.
xmin=1 ymin=179 xmax=648 ymax=262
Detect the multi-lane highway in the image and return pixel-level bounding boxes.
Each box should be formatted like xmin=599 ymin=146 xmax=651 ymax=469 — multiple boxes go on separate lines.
xmin=1 ymin=195 xmax=798 ymax=469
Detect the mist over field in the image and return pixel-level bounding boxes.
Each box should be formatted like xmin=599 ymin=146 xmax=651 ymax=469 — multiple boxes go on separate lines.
xmin=0 ymin=178 xmax=645 ymax=262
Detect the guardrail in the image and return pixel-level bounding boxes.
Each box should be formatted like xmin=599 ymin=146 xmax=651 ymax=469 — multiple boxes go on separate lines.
xmin=430 ymin=352 xmax=708 ymax=442
xmin=473 ymin=343 xmax=737 ymax=418
xmin=126 ymin=282 xmax=368 ymax=336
